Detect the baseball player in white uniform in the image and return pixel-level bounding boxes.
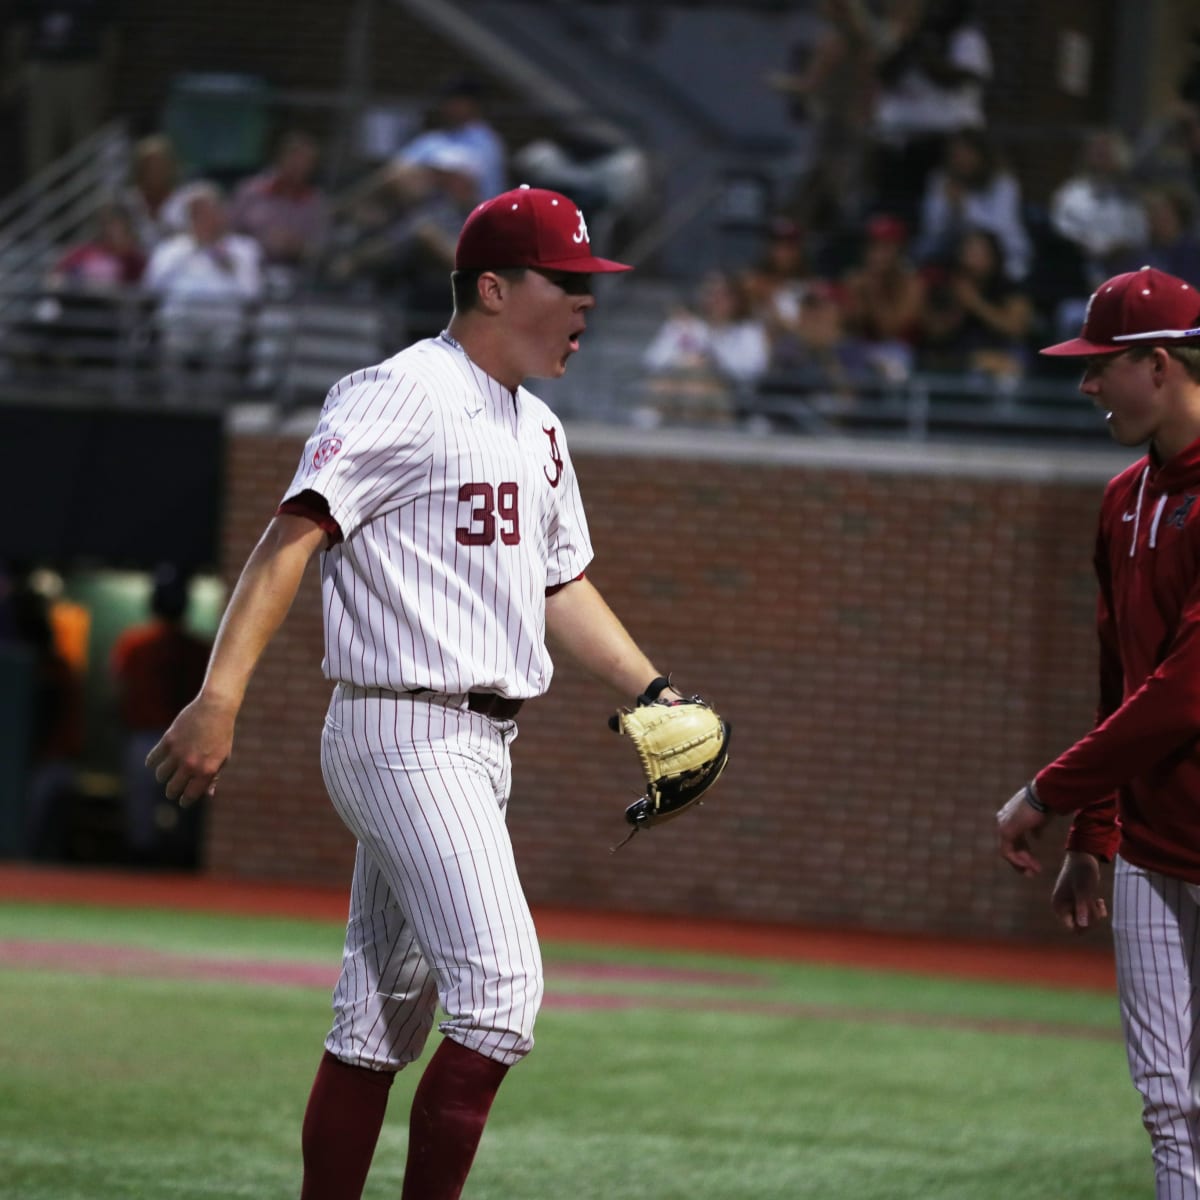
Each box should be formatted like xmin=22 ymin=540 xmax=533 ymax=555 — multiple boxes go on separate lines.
xmin=996 ymin=267 xmax=1200 ymax=1198
xmin=147 ymin=185 xmax=686 ymax=1200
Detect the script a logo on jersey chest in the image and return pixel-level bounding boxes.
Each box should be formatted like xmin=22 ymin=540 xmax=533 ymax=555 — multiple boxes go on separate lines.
xmin=1166 ymin=494 xmax=1199 ymax=530
xmin=543 ymin=425 xmax=563 ymax=488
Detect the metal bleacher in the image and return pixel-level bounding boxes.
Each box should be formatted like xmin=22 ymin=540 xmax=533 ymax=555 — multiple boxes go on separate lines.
xmin=539 ymin=273 xmax=1099 ymax=446
xmin=0 ymin=119 xmax=1098 ymax=445
xmin=0 ymin=121 xmax=393 ymax=413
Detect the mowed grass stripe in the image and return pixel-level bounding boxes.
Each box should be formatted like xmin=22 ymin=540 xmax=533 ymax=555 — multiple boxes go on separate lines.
xmin=0 ymin=899 xmax=1123 ymax=1032
xmin=0 ymin=935 xmax=1119 ymax=1042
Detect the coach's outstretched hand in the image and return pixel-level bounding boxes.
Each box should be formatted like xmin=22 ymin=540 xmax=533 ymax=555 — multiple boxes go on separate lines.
xmin=995 ymin=785 xmax=1050 ymax=876
xmin=1050 ymin=851 xmax=1108 ymax=933
xmin=146 ymin=694 xmax=237 ymax=806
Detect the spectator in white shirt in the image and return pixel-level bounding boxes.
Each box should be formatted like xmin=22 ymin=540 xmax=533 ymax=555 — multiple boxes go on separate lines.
xmin=145 ymin=183 xmax=263 ymax=378
xmin=868 ymin=0 xmax=993 ymax=223
xmin=916 ymin=128 xmax=1032 ymax=280
xmin=1050 ymin=129 xmax=1150 ymax=287
xmin=639 ymin=270 xmax=770 ymax=425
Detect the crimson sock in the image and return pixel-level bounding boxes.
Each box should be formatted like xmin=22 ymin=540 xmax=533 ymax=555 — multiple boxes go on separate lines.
xmin=401 ymin=1038 xmax=511 ymax=1200
xmin=300 ymin=1050 xmax=396 ymax=1200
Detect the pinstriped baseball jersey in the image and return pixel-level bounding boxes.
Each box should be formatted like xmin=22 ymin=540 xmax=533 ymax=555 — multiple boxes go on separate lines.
xmin=284 ymin=331 xmax=593 ymax=697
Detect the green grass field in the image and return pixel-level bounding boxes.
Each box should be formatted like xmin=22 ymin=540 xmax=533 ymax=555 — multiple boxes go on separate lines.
xmin=0 ymin=901 xmax=1148 ymax=1199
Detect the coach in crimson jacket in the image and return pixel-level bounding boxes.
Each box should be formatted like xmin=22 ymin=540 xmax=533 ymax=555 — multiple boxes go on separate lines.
xmin=996 ymin=265 xmax=1200 ymax=1200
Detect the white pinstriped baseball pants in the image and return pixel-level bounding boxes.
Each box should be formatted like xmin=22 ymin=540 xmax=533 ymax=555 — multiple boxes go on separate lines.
xmin=1114 ymin=855 xmax=1200 ymax=1199
xmin=319 ymin=683 xmax=543 ymax=1071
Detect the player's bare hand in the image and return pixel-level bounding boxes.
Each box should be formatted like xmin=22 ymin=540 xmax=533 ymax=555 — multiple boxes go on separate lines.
xmin=145 ymin=694 xmax=237 ymax=806
xmin=1050 ymin=851 xmax=1108 ymax=933
xmin=995 ymin=786 xmax=1050 ymax=877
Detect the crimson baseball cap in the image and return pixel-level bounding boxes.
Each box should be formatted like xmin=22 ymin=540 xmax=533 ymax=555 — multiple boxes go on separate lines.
xmin=454 ymin=185 xmax=632 ymax=273
xmin=1040 ymin=266 xmax=1200 ymax=356
xmin=866 ymin=213 xmax=908 ymax=244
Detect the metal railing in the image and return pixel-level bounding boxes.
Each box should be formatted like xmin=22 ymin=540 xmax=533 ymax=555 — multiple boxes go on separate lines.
xmin=0 ymin=123 xmax=131 ymax=294
xmin=746 ymin=368 xmax=1100 ymax=444
xmin=0 ymin=281 xmax=394 ymax=410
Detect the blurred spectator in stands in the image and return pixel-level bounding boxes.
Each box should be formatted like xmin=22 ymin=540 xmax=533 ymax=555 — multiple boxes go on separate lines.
xmin=8 ymin=576 xmax=83 ymax=859
xmin=638 ymin=269 xmax=769 ymax=425
xmin=743 ymin=216 xmax=814 ymax=348
xmin=120 ymin=134 xmax=190 ymax=252
xmin=393 ymin=74 xmax=505 ymax=201
xmin=326 ymin=143 xmax=481 ymax=331
xmin=1049 ymin=129 xmax=1150 ymax=288
xmin=1021 ymin=199 xmax=1091 ymax=362
xmin=29 ymin=201 xmax=144 ymax=367
xmin=1134 ymin=97 xmax=1200 ymax=203
xmin=511 ymin=127 xmax=649 ymax=242
xmin=918 ymin=226 xmax=1034 ymax=382
xmin=1134 ymin=31 xmax=1200 ymax=201
xmin=5 ymin=0 xmax=119 ymax=179
xmin=47 ymin=201 xmax=144 ymax=291
xmin=1112 ymin=184 xmax=1200 ymax=284
xmin=110 ymin=564 xmax=210 ymax=867
xmin=840 ymin=213 xmax=925 ymax=380
xmin=765 ymin=0 xmax=913 ymax=230
xmin=765 ymin=278 xmax=886 ymax=412
xmin=144 ymin=183 xmax=263 ymax=395
xmin=915 ymin=128 xmax=1031 ymax=281
xmin=229 ymin=130 xmax=330 ymax=291
xmin=867 ymin=0 xmax=992 ymax=226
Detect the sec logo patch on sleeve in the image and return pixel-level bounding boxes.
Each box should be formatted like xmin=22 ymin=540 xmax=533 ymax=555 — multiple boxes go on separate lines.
xmin=313 ymin=437 xmax=343 ymax=469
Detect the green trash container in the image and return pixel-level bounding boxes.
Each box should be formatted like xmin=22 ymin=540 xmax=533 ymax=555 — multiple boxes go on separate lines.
xmin=163 ymin=72 xmax=273 ymax=179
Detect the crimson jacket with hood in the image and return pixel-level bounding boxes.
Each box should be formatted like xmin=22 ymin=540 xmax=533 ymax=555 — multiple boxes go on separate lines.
xmin=1036 ymin=436 xmax=1200 ymax=879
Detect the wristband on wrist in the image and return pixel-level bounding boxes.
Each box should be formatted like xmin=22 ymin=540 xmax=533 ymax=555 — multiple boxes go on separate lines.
xmin=637 ymin=675 xmax=673 ymax=705
xmin=1023 ymin=782 xmax=1049 ymax=814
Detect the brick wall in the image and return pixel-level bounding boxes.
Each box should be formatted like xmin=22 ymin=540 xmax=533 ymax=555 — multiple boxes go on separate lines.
xmin=208 ymin=425 xmax=1132 ymax=942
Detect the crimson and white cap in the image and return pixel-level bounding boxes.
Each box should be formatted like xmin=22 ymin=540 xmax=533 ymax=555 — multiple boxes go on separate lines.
xmin=1040 ymin=266 xmax=1200 ymax=357
xmin=454 ymin=185 xmax=633 ymax=274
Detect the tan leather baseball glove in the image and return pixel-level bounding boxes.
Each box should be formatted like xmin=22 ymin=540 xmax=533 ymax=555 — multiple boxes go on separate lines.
xmin=610 ymin=694 xmax=731 ymax=835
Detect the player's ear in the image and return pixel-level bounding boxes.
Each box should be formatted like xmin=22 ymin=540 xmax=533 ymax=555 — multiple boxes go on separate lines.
xmin=476 ymin=270 xmax=509 ymax=313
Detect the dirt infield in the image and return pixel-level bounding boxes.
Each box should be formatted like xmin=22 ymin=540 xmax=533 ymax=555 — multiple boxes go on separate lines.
xmin=0 ymin=864 xmax=1115 ymax=992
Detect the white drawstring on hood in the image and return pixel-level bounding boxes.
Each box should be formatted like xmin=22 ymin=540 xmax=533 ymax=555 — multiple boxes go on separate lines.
xmin=1129 ymin=462 xmax=1174 ymax=554
xmin=1130 ymin=464 xmax=1150 ymax=558
xmin=1150 ymin=493 xmax=1169 ymax=548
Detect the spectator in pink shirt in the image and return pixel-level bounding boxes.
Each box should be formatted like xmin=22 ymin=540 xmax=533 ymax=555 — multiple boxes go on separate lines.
xmin=230 ymin=131 xmax=330 ymax=285
xmin=49 ymin=202 xmax=145 ymax=291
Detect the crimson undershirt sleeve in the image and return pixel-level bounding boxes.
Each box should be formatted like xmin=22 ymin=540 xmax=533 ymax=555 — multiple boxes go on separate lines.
xmin=277 ymin=489 xmax=343 ymax=544
xmin=545 ymin=573 xmax=584 ymax=597
xmin=1060 ymin=530 xmax=1121 ymax=860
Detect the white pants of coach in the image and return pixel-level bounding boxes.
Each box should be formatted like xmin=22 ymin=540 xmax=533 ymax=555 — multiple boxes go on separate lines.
xmin=1115 ymin=855 xmax=1200 ymax=1199
xmin=319 ymin=683 xmax=543 ymax=1072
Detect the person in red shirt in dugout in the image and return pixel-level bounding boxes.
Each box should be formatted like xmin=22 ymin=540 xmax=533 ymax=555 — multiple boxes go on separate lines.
xmin=111 ymin=566 xmax=210 ymax=864
xmin=996 ymin=266 xmax=1200 ymax=1199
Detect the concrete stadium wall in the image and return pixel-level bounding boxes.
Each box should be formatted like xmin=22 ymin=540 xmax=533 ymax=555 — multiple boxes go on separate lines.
xmin=207 ymin=422 xmax=1135 ymax=942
